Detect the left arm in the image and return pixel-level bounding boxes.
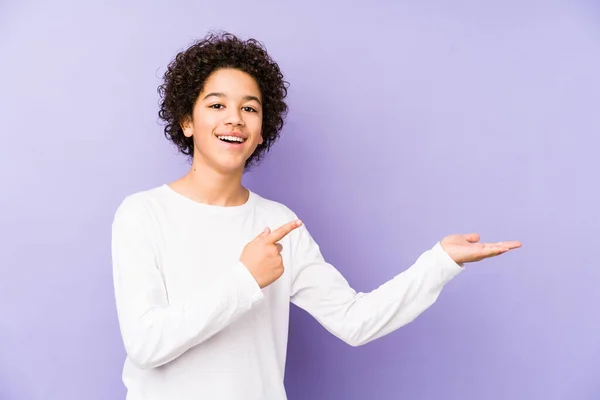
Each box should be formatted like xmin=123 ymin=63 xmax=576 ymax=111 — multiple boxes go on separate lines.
xmin=288 ymin=223 xmax=463 ymax=347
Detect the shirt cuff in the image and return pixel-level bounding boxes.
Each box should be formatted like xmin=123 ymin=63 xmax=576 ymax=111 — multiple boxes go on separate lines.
xmin=430 ymin=241 xmax=465 ymax=284
xmin=232 ymin=260 xmax=265 ymax=305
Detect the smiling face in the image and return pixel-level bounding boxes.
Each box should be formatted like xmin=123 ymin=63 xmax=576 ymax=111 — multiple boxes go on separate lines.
xmin=181 ymin=68 xmax=264 ymax=174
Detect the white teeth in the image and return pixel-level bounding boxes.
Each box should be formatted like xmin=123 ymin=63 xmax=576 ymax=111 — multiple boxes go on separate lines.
xmin=217 ymin=135 xmax=245 ymax=143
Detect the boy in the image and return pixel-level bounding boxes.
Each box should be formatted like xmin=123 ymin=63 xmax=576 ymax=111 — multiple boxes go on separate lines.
xmin=111 ymin=32 xmax=521 ymax=399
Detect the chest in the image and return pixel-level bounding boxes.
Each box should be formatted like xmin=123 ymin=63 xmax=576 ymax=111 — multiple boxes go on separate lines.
xmin=154 ymin=211 xmax=294 ymax=303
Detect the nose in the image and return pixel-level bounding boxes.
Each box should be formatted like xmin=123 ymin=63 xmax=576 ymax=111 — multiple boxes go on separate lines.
xmin=223 ymin=108 xmax=244 ymax=127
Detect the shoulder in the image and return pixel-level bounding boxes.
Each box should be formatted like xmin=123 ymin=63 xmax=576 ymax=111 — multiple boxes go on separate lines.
xmin=251 ymin=191 xmax=299 ymax=222
xmin=112 ymin=185 xmax=168 ymax=225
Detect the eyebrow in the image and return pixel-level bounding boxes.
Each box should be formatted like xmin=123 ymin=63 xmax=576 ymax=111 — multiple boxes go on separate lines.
xmin=203 ymin=92 xmax=262 ymax=105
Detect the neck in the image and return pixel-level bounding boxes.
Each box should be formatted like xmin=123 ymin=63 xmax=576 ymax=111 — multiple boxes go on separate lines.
xmin=170 ymin=157 xmax=248 ymax=207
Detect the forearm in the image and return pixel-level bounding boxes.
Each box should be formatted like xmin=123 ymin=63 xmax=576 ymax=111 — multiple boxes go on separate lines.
xmin=292 ymin=242 xmax=462 ymax=347
xmin=115 ymin=261 xmax=263 ymax=369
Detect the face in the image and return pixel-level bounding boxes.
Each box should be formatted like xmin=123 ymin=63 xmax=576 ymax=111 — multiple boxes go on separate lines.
xmin=181 ymin=68 xmax=263 ymax=174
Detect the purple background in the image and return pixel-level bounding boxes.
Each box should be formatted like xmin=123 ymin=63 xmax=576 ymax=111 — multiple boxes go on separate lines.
xmin=2 ymin=1 xmax=600 ymax=399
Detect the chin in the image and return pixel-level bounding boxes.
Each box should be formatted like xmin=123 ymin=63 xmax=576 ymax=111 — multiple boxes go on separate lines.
xmin=215 ymin=158 xmax=248 ymax=174
xmin=195 ymin=150 xmax=251 ymax=174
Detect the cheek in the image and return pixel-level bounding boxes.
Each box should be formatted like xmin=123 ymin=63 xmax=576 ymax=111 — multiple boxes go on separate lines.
xmin=193 ymin=113 xmax=219 ymax=136
xmin=252 ymin=115 xmax=264 ymax=140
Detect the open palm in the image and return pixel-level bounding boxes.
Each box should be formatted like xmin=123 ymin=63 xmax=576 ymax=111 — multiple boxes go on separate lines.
xmin=441 ymin=233 xmax=521 ymax=265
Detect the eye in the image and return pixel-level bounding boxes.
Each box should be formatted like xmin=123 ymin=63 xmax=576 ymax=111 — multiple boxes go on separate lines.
xmin=242 ymin=106 xmax=258 ymax=113
xmin=209 ymin=104 xmax=224 ymax=109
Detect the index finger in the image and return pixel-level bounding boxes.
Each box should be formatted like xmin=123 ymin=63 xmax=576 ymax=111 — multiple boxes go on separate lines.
xmin=266 ymin=219 xmax=303 ymax=243
xmin=490 ymin=241 xmax=522 ymax=249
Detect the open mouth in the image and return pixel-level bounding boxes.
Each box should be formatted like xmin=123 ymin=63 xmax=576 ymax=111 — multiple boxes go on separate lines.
xmin=217 ymin=135 xmax=246 ymax=144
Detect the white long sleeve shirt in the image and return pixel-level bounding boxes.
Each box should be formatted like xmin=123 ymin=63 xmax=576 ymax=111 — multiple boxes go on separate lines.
xmin=111 ymin=184 xmax=464 ymax=400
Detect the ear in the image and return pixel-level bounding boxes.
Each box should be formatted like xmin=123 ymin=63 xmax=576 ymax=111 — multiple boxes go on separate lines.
xmin=258 ymin=130 xmax=264 ymax=145
xmin=180 ymin=115 xmax=193 ymax=138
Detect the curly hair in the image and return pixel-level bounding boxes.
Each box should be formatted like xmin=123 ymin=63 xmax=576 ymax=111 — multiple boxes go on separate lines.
xmin=157 ymin=32 xmax=289 ymax=169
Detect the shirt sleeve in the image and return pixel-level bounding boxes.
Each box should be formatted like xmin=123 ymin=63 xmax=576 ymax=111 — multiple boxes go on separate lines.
xmin=111 ymin=196 xmax=264 ymax=369
xmin=289 ymin=223 xmax=464 ymax=347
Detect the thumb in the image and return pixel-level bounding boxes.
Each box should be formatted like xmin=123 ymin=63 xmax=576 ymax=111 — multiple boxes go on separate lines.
xmin=258 ymin=227 xmax=271 ymax=237
xmin=463 ymin=233 xmax=480 ymax=243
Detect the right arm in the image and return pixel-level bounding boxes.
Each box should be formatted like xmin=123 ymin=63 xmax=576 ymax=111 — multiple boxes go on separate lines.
xmin=111 ymin=197 xmax=264 ymax=370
